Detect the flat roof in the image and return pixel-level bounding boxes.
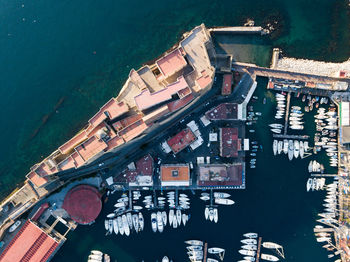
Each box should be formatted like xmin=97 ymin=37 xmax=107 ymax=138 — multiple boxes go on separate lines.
xmin=135 ymin=154 xmax=154 ymax=176
xmin=156 ymin=48 xmax=187 ymax=78
xmin=167 ymin=128 xmax=197 ymax=154
xmin=196 ymin=70 xmax=212 ymax=90
xmin=106 ymin=135 xmax=125 ymax=151
xmin=112 ymin=113 xmax=143 ymax=131
xmin=134 ymin=76 xmax=189 ymax=111
xmin=118 ymin=119 xmax=148 ymax=142
xmin=161 ymin=164 xmax=190 ymax=181
xmin=88 ymin=99 xmax=128 ymax=128
xmin=222 ymin=74 xmax=232 ymax=95
xmin=75 ymin=136 xmax=108 ymax=161
xmin=59 ymin=131 xmax=87 ymax=154
xmin=205 ymin=103 xmax=238 ymax=120
xmin=167 ymin=94 xmax=194 ymax=112
xmin=58 ymin=156 xmax=76 ymax=171
xmin=0 ymin=220 xmax=59 ymax=262
xmin=220 ymin=127 xmax=240 ymax=157
xmin=197 ymin=164 xmax=243 ymax=187
xmin=27 ymin=171 xmax=48 ymax=187
xmin=71 ymin=151 xmax=85 ymax=168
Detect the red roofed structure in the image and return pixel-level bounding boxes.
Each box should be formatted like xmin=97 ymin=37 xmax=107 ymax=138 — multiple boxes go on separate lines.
xmin=205 ymin=103 xmax=239 ymax=120
xmin=222 ymin=73 xmax=232 ymax=95
xmin=167 ymin=128 xmax=197 ymax=154
xmin=62 ymin=185 xmax=102 ymax=225
xmin=220 ymin=127 xmax=241 ymax=157
xmin=156 ymin=48 xmax=187 ymax=78
xmin=0 ymin=220 xmax=59 ymax=262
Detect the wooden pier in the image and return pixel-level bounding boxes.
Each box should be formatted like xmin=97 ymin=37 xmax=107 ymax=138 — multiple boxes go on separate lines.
xmin=255 ymin=237 xmax=262 ymax=262
xmin=273 ymin=134 xmax=309 ymax=140
xmin=284 ymin=92 xmax=291 ymax=135
xmin=203 ymin=242 xmax=208 ymax=262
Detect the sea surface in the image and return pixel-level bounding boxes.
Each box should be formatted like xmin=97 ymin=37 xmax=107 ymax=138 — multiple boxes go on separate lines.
xmin=0 ymin=0 xmax=349 ymax=261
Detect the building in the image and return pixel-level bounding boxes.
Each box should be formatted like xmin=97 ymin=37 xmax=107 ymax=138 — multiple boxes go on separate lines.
xmin=167 ymin=128 xmax=197 ymax=154
xmin=222 ymin=73 xmax=232 ymax=95
xmin=220 ymin=127 xmax=241 ymax=157
xmin=161 ymin=164 xmax=190 ymax=187
xmin=205 ymin=103 xmax=243 ymax=120
xmin=62 ymin=185 xmax=102 ymax=225
xmin=197 ymin=164 xmax=244 ymax=188
xmin=340 ymin=102 xmax=350 ymax=145
xmin=0 ymin=220 xmax=60 ymax=262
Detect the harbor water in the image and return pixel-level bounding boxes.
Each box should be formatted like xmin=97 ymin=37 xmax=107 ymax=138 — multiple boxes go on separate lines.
xmin=0 ymin=0 xmax=349 ymax=261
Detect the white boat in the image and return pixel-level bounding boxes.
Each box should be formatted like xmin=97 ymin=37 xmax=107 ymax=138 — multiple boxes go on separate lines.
xmin=243 ymin=256 xmax=255 ymax=262
xmin=207 ymin=259 xmax=219 ymax=262
xmin=262 ymin=242 xmax=282 ymax=249
xmin=294 ymin=140 xmax=299 ymax=158
xmin=132 ymin=214 xmax=139 ymax=232
xmin=108 ymin=219 xmax=113 ymax=235
xmin=114 ymin=202 xmax=126 ymax=208
xmin=299 ymin=141 xmax=304 ymax=158
xmin=215 ymin=198 xmax=235 ymax=205
xmin=214 ymin=192 xmax=231 ymax=198
xmin=205 ymin=207 xmax=209 ymax=220
xmin=243 ymin=233 xmax=258 ymax=238
xmin=185 ymin=240 xmax=204 ymax=246
xmin=117 ymin=216 xmax=124 ymax=235
xmin=104 ymin=220 xmax=109 ymax=231
xmin=113 ymin=218 xmax=119 ymax=235
xmin=200 ymin=196 xmax=210 ymax=201
xmin=261 ymin=253 xmax=279 ymax=261
xmin=241 ymin=239 xmax=257 ymax=245
xmin=306 ymin=178 xmax=313 ymax=192
xmin=290 ymin=125 xmax=304 ymax=130
xmin=162 ymin=211 xmax=167 ymax=227
xmin=172 ymin=214 xmax=178 ymax=228
xmin=288 ymin=140 xmax=293 ymax=161
xmin=117 ymin=197 xmax=128 ymax=203
xmin=88 ymin=254 xmax=102 ymax=261
xmin=133 ymin=205 xmax=143 ymax=211
xmin=182 ymin=214 xmax=188 ymax=226
xmin=126 ymin=213 xmax=133 ymax=230
xmin=269 ymin=123 xmax=283 ymax=129
xmin=271 ymin=129 xmax=282 ymax=134
xmin=122 ymin=215 xmax=130 ymax=236
xmin=208 ymin=247 xmax=225 ymax=254
xmin=176 ymin=209 xmax=182 ymax=226
xmin=187 ymin=245 xmax=203 ymax=251
xmin=283 ymin=139 xmax=288 ymax=154
xmin=106 ymin=213 xmax=116 ymax=219
xmin=277 ymin=141 xmax=283 ymax=154
xmin=91 ymin=250 xmax=103 ymax=256
xmin=168 ymin=209 xmax=174 ymax=226
xmin=138 ymin=212 xmax=144 ymax=231
xmin=239 ymin=249 xmax=256 ymax=256
xmin=242 ymin=244 xmax=257 ymax=250
xmin=157 ymin=211 xmax=164 ymax=233
xmin=151 ymin=213 xmax=157 ymax=233
xmin=213 ymin=208 xmax=218 ymax=223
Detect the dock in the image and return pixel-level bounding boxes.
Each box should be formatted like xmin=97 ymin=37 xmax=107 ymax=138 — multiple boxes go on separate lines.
xmin=203 ymin=242 xmax=208 ymax=262
xmin=255 ymin=236 xmax=262 ymax=262
xmin=314 ymin=227 xmax=335 ymax=233
xmin=284 ymin=92 xmax=291 ymax=135
xmin=311 ymin=174 xmax=339 ymax=177
xmin=272 ymin=134 xmax=309 ymax=140
xmin=210 ymin=26 xmax=263 ymax=35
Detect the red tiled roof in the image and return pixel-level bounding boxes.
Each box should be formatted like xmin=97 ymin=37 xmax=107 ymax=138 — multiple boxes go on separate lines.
xmin=167 ymin=94 xmax=194 ymax=112
xmin=222 ymin=74 xmax=232 ymax=95
xmin=112 ymin=114 xmax=143 ymax=131
xmin=27 ymin=171 xmax=48 ymax=187
xmin=58 ymin=131 xmax=87 ymax=154
xmin=205 ymin=103 xmax=238 ymax=120
xmin=118 ymin=119 xmax=148 ymax=142
xmin=220 ymin=128 xmax=241 ymax=157
xmin=196 ymin=70 xmax=212 ymax=90
xmin=62 ymin=185 xmax=102 ymax=225
xmin=31 ymin=203 xmax=49 ymax=221
xmin=75 ymin=136 xmax=108 ymax=162
xmin=167 ymin=128 xmax=196 ymax=154
xmin=106 ymin=135 xmax=125 ymax=151
xmin=0 ymin=220 xmax=59 ymax=262
xmin=161 ymin=165 xmax=190 ymax=181
xmin=156 ymin=48 xmax=187 ymax=78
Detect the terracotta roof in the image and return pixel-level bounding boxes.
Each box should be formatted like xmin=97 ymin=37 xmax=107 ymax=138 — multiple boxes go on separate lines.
xmin=161 ymin=164 xmax=190 ymax=181
xmin=62 ymin=185 xmax=102 ymax=224
xmin=205 ymin=103 xmax=238 ymax=120
xmin=220 ymin=127 xmax=241 ymax=157
xmin=196 ymin=70 xmax=212 ymax=90
xmin=167 ymin=128 xmax=196 ymax=154
xmin=222 ymin=74 xmax=232 ymax=95
xmin=0 ymin=220 xmax=59 ymax=262
xmin=167 ymin=94 xmax=194 ymax=112
xmin=27 ymin=171 xmax=48 ymax=187
xmin=156 ymin=48 xmax=187 ymax=78
xmin=118 ymin=119 xmax=148 ymax=142
xmin=75 ymin=136 xmax=108 ymax=162
xmin=58 ymin=131 xmax=87 ymax=154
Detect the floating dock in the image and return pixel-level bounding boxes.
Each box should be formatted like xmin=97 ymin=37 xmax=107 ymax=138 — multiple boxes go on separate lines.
xmin=203 ymin=242 xmax=208 ymax=262
xmin=273 ymin=134 xmax=309 ymax=140
xmin=255 ymin=236 xmax=262 ymax=262
xmin=284 ymin=92 xmax=291 ymax=135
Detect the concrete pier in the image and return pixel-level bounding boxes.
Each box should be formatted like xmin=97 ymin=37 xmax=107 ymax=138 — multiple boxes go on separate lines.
xmin=255 ymin=236 xmax=262 ymax=262
xmin=273 ymin=134 xmax=309 ymax=140
xmin=210 ymin=26 xmax=263 ymax=35
xmin=284 ymin=92 xmax=291 ymax=135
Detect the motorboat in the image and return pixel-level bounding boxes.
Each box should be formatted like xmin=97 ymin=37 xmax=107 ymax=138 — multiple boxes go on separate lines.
xmin=157 ymin=211 xmax=164 ymax=233
xmin=205 ymin=207 xmax=209 ymax=220
xmin=288 ymin=140 xmax=294 ymax=161
xmin=104 ymin=220 xmax=109 ymax=231
xmin=262 ymin=242 xmax=282 ymax=249
xmin=138 ymin=212 xmax=144 ymax=231
xmin=214 ymin=192 xmax=231 ymax=198
xmin=278 ymin=141 xmax=283 ymax=154
xmin=293 ymin=140 xmax=299 ymax=158
xmin=113 ymin=218 xmax=119 ymax=235
xmin=200 ymin=195 xmax=210 ymax=201
xmin=273 ymin=140 xmax=278 ymax=156
xmin=132 ymin=214 xmax=139 ymax=232
xmin=108 ymin=220 xmax=113 ymax=235
xmin=162 ymin=256 xmax=169 ymax=262
xmin=213 ymin=208 xmax=218 ymax=223
xmin=176 ymin=209 xmax=182 ymax=226
xmin=185 ymin=240 xmax=204 ymax=246
xmin=151 ymin=213 xmax=157 ymax=233
xmin=117 ymin=216 xmax=124 ymax=235
xmin=241 ymin=239 xmax=257 ymax=245
xmin=91 ymin=250 xmax=103 ymax=256
xmin=239 ymin=249 xmax=256 ymax=256
xmin=162 ymin=211 xmax=167 ymax=227
xmin=243 ymin=256 xmax=255 ymax=262
xmin=208 ymin=247 xmax=225 ymax=254
xmin=106 ymin=213 xmax=116 ymax=219
xmin=269 ymin=123 xmax=283 ymax=129
xmin=261 ymin=253 xmax=279 ymax=261
xmin=214 ymin=198 xmax=234 ymax=205
xmin=122 ymin=215 xmax=130 ymax=236
xmin=242 ymin=244 xmax=257 ymax=250
xmin=172 ymin=215 xmax=178 ymax=228
xmin=207 ymin=259 xmax=219 ymax=262
xmin=88 ymin=254 xmax=102 ymax=261
xmin=187 ymin=245 xmax=203 ymax=251
xmin=299 ymin=141 xmax=304 ymax=158
xmin=169 ymin=209 xmax=174 ymax=226
xmin=209 ymin=208 xmax=214 ymax=221
xmin=271 ymin=129 xmax=282 ymax=134
xmin=133 ymin=206 xmax=142 ymax=211
xmin=182 ymin=213 xmax=188 ymax=226
xmin=290 ymin=125 xmax=304 ymax=130
xmin=283 ymin=139 xmax=288 ymax=154
xmin=306 ymin=178 xmax=313 ymax=192
xmin=243 ymin=233 xmax=258 ymax=238
xmin=126 ymin=213 xmax=133 ymax=230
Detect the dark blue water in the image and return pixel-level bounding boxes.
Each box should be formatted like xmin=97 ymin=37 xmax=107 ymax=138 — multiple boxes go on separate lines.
xmin=0 ymin=0 xmax=349 ymax=261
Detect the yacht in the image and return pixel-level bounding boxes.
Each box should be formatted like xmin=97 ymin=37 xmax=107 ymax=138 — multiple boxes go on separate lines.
xmin=214 ymin=198 xmax=234 ymax=205
xmin=126 ymin=213 xmax=133 ymax=230
xmin=269 ymin=123 xmax=283 ymax=129
xmin=185 ymin=240 xmax=204 ymax=246
xmin=213 ymin=208 xmax=218 ymax=223
xmin=157 ymin=211 xmax=164 ymax=233
xmin=162 ymin=211 xmax=167 ymax=227
xmin=113 ymin=218 xmax=119 ymax=235
xmin=293 ymin=140 xmax=299 ymax=159
xmin=273 ymin=140 xmax=278 ymax=156
xmin=117 ymin=216 xmax=124 ymax=235
xmin=151 ymin=213 xmax=157 ymax=233
xmin=306 ymin=178 xmax=313 ymax=192
xmin=176 ymin=209 xmax=182 ymax=226
xmin=104 ymin=220 xmax=109 ymax=231
xmin=241 ymin=239 xmax=257 ymax=245
xmin=138 ymin=212 xmax=144 ymax=231
xmin=271 ymin=128 xmax=282 ymax=134
xmin=299 ymin=141 xmax=304 ymax=158
xmin=208 ymin=247 xmax=225 ymax=254
xmin=182 ymin=214 xmax=188 ymax=226
xmin=122 ymin=215 xmax=130 ymax=236
xmin=277 ymin=141 xmax=283 ymax=154
xmin=214 ymin=192 xmax=231 ymax=198
xmin=242 ymin=244 xmax=257 ymax=251
xmin=169 ymin=209 xmax=174 ymax=226
xmin=132 ymin=214 xmax=139 ymax=232
xmin=262 ymin=242 xmax=282 ymax=249
xmin=205 ymin=207 xmax=209 ymax=220
xmin=172 ymin=215 xmax=178 ymax=228
xmin=288 ymin=140 xmax=294 ymax=161
xmin=239 ymin=249 xmax=256 ymax=256
xmin=243 ymin=233 xmax=258 ymax=238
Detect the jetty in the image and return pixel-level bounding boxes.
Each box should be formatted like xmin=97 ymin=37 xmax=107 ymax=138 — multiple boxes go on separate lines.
xmin=284 ymin=92 xmax=291 ymax=135
xmin=210 ymin=26 xmax=263 ymax=35
xmin=272 ymin=134 xmax=309 ymax=140
xmin=203 ymin=242 xmax=208 ymax=262
xmin=255 ymin=236 xmax=262 ymax=262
